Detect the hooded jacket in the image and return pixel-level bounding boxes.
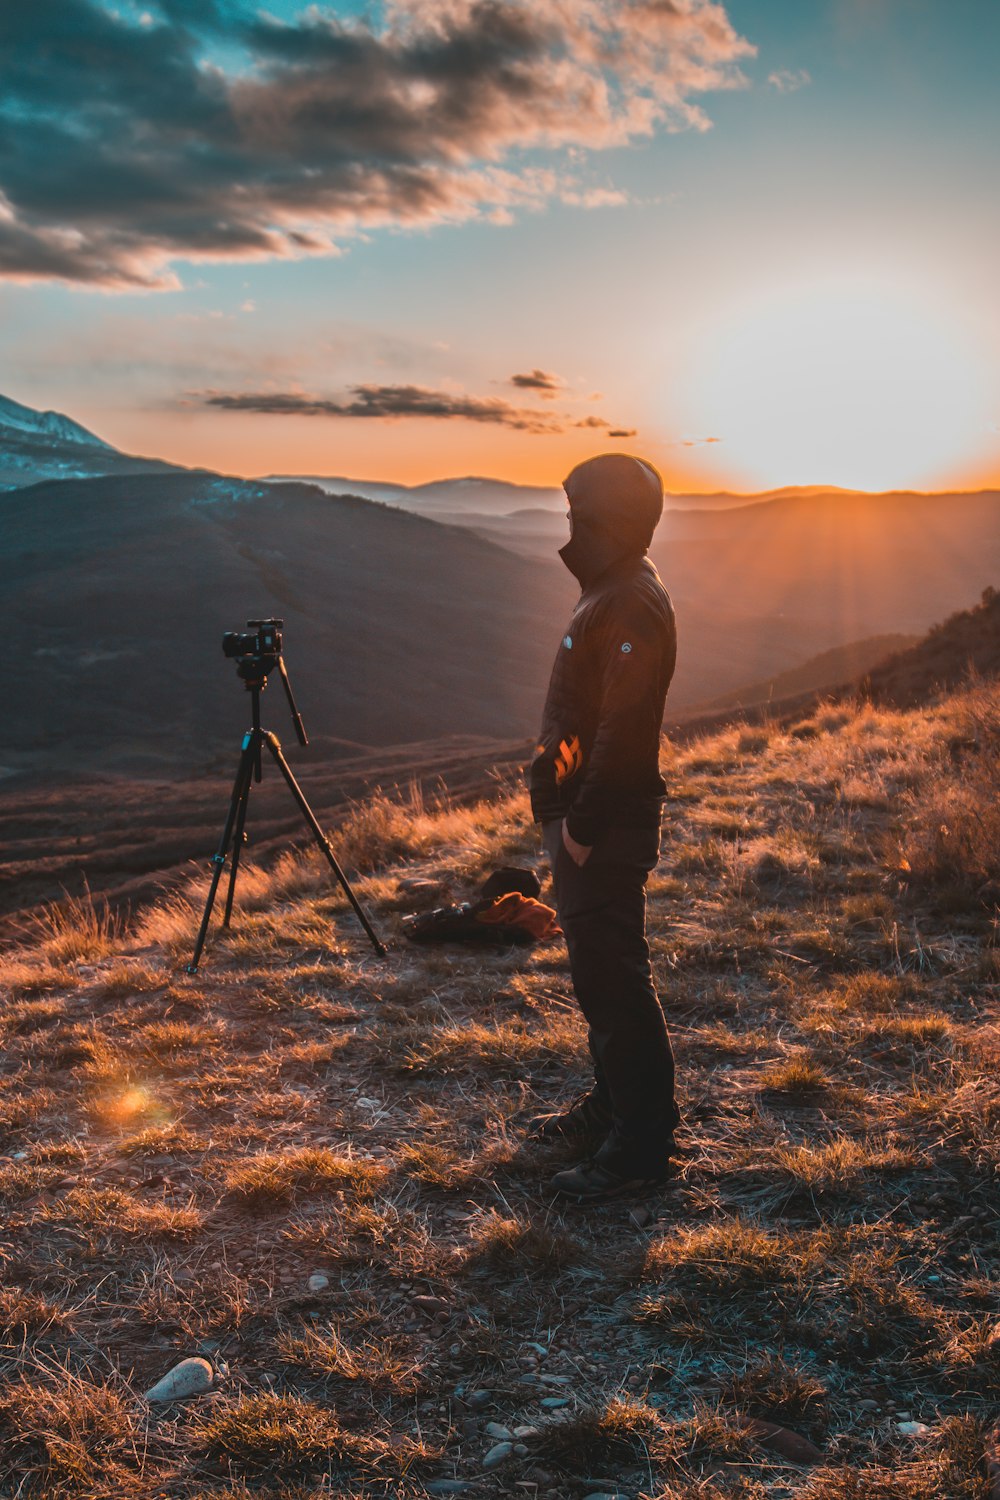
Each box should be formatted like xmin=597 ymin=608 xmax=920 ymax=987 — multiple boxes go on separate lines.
xmin=529 ymin=454 xmax=676 ymax=844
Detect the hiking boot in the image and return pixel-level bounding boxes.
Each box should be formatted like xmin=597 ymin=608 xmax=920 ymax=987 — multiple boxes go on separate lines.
xmin=527 ymin=1090 xmax=613 ymax=1147
xmin=550 ymin=1153 xmax=675 ymax=1202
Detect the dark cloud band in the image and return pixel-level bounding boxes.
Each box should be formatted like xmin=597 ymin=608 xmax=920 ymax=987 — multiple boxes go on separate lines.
xmin=198 ymin=382 xmax=635 ymax=436
xmin=0 ymin=0 xmax=755 ymax=288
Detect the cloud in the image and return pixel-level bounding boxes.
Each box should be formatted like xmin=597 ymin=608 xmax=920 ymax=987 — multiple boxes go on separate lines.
xmin=510 ymin=368 xmax=564 ymax=398
xmin=198 ymin=381 xmax=637 ymax=435
xmin=572 ymin=414 xmax=637 ymax=436
xmin=200 ymin=383 xmax=565 ymax=432
xmin=0 ymin=0 xmax=755 ymax=288
xmin=559 ymin=186 xmax=630 ymax=209
xmin=767 ymin=67 xmax=811 ymax=93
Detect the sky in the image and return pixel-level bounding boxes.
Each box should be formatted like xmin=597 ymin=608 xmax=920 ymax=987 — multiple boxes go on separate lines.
xmin=0 ymin=0 xmax=998 ymax=492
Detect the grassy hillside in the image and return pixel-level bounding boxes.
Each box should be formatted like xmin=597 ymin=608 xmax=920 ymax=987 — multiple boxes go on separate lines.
xmin=0 ymin=682 xmax=997 ymax=1497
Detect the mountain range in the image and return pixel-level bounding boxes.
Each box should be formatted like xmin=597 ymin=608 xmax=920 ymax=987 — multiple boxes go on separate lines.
xmin=2 ymin=392 xmax=999 ymax=780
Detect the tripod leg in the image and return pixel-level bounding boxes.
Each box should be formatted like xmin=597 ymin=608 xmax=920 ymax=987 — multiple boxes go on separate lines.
xmin=187 ymin=736 xmax=256 ymax=973
xmin=222 ymin=767 xmax=253 ymax=928
xmin=263 ymin=732 xmax=387 ymax=957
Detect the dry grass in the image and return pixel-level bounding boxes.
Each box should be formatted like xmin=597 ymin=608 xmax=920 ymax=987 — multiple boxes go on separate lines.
xmin=224 ymin=1146 xmax=389 ymax=1204
xmin=901 ymin=680 xmax=1000 ymax=894
xmin=0 ymin=685 xmax=997 ymax=1496
xmin=0 ymin=1369 xmax=143 ymax=1497
xmin=193 ymin=1391 xmax=431 ymax=1482
xmin=25 ymin=882 xmax=123 ymax=965
xmin=276 ymin=1322 xmax=422 ymax=1393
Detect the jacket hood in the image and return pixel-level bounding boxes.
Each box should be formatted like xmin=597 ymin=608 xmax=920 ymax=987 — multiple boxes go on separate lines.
xmin=559 ymin=452 xmax=664 ymax=586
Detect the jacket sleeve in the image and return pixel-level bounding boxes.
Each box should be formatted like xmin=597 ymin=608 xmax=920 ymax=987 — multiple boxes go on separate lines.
xmin=564 ymin=595 xmax=668 ymax=846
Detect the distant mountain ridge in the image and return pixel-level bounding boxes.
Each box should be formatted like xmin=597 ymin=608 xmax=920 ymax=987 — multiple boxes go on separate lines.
xmin=0 ymin=391 xmax=183 ymax=491
xmin=0 ymin=469 xmax=578 ymax=776
xmin=4 ymin=389 xmax=1000 ymax=781
xmin=0 ymin=392 xmax=112 ymax=450
xmin=264 ymin=472 xmax=566 ymax=516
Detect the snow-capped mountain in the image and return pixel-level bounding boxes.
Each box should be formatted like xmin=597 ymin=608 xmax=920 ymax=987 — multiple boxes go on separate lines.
xmin=0 ymin=393 xmax=112 ymax=450
xmin=0 ymin=392 xmax=180 ymax=490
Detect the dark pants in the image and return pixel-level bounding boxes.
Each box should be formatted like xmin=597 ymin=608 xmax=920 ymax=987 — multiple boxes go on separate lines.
xmin=542 ymin=819 xmax=679 ymax=1175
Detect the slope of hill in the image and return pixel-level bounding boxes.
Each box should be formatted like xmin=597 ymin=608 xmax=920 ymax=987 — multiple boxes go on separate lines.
xmin=1 ymin=471 xmax=581 ymax=775
xmin=861 ymin=585 xmax=1000 ymax=708
xmin=0 ymin=679 xmax=996 ymax=1495
xmin=672 ymin=584 xmax=1000 ymax=747
xmin=691 ymin=632 xmax=920 ymax=715
xmin=6 ymin=470 xmax=906 ymax=781
xmin=0 ymin=734 xmax=531 ymax=926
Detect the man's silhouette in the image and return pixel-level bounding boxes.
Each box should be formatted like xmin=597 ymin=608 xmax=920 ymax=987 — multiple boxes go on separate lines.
xmin=529 ymin=452 xmax=680 ymax=1200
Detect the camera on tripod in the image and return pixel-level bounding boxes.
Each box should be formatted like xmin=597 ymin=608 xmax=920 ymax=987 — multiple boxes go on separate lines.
xmin=187 ymin=616 xmax=385 ymax=971
xmin=223 ymin=617 xmax=283 ymax=669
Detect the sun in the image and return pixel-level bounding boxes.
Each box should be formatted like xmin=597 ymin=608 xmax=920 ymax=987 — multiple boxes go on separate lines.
xmin=686 ymin=272 xmax=992 ymax=492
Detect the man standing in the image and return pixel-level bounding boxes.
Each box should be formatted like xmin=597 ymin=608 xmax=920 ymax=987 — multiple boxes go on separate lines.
xmin=529 ymin=453 xmax=680 ymax=1201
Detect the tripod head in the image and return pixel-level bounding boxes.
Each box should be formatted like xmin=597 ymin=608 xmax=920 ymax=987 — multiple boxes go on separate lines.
xmin=222 ymin=617 xmax=307 ymax=746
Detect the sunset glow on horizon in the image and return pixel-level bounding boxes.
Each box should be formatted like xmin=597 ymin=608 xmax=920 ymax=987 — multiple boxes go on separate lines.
xmin=1 ymin=0 xmax=997 ymax=496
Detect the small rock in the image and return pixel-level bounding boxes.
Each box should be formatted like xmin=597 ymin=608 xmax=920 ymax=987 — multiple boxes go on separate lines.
xmin=514 ymin=1443 xmax=528 ymax=1457
xmin=856 ymin=1399 xmax=879 ymax=1411
xmin=144 ymin=1357 xmax=214 ymax=1402
xmin=540 ymin=1397 xmax=569 ymax=1409
xmin=485 ymin=1422 xmax=513 ymax=1440
xmin=307 ymin=1273 xmax=329 ymax=1293
xmin=745 ymin=1420 xmax=823 ymax=1465
xmin=413 ymin=1294 xmax=449 ymax=1315
xmin=629 ymin=1205 xmax=652 ymax=1228
xmin=426 ymin=1482 xmax=471 ymax=1496
xmin=514 ymin=1425 xmax=539 ymax=1439
xmin=897 ymin=1421 xmax=931 ymax=1437
xmin=483 ymin=1440 xmax=514 ymax=1470
xmin=467 ymin=1389 xmax=492 ymax=1410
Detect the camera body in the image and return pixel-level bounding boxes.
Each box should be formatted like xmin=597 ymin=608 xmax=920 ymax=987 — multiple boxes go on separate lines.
xmin=222 ymin=618 xmax=283 ymax=662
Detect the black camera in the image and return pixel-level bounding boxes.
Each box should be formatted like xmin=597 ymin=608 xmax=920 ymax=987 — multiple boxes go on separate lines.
xmin=222 ymin=618 xmax=283 ymax=661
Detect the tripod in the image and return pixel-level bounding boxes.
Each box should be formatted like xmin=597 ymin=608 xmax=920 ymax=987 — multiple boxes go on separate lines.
xmin=187 ymin=645 xmax=385 ymax=972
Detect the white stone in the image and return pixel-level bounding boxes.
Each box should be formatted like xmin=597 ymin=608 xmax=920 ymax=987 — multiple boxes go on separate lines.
xmin=144 ymin=1357 xmax=214 ymax=1402
xmin=307 ymin=1273 xmax=330 ymax=1292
